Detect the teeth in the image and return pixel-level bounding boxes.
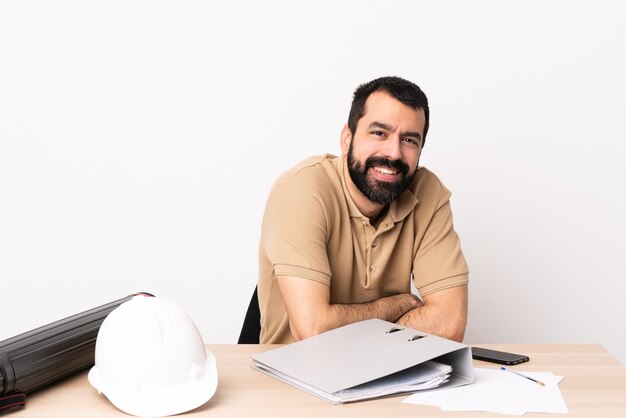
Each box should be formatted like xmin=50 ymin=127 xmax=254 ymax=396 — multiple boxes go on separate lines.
xmin=374 ymin=167 xmax=397 ymax=175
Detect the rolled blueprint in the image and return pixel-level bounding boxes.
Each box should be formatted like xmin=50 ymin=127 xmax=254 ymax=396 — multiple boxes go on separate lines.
xmin=0 ymin=292 xmax=153 ymax=411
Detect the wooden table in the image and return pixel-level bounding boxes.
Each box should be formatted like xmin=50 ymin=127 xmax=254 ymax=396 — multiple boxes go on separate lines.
xmin=10 ymin=344 xmax=626 ymax=417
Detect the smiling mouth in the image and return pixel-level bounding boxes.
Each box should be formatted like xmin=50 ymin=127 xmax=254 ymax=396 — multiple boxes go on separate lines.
xmin=373 ymin=166 xmax=399 ymax=175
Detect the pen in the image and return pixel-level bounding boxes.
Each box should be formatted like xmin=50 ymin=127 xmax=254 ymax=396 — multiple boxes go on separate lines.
xmin=500 ymin=367 xmax=545 ymax=386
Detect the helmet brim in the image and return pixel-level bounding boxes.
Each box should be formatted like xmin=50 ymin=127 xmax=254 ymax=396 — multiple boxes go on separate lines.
xmin=89 ymin=349 xmax=218 ymax=417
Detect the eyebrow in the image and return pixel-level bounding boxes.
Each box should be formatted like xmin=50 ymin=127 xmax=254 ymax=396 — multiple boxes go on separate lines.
xmin=368 ymin=121 xmax=422 ymax=140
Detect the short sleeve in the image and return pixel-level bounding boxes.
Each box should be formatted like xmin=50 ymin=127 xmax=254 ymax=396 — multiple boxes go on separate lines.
xmin=261 ymin=181 xmax=332 ymax=285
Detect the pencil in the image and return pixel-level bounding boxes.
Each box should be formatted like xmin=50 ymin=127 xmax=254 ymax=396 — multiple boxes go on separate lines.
xmin=501 ymin=366 xmax=545 ymax=386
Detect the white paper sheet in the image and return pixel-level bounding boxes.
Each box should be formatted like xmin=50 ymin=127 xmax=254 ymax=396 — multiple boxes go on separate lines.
xmin=404 ymin=368 xmax=568 ymax=415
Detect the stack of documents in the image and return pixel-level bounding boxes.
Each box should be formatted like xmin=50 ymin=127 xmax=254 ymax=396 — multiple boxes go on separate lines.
xmin=251 ymin=319 xmax=473 ymax=404
xmin=253 ymin=359 xmax=452 ymax=403
xmin=333 ymin=361 xmax=452 ymax=402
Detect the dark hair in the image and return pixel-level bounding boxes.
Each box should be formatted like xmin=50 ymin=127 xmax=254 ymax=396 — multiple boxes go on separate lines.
xmin=348 ymin=76 xmax=430 ymax=144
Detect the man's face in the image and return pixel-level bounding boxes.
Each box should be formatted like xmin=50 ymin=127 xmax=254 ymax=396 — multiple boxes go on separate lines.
xmin=345 ymin=91 xmax=425 ymax=206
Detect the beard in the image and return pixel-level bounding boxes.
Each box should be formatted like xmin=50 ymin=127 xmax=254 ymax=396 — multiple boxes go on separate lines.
xmin=347 ymin=142 xmax=416 ymax=206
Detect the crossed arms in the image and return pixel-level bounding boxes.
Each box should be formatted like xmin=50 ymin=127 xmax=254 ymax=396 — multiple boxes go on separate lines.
xmin=278 ymin=275 xmax=468 ymax=342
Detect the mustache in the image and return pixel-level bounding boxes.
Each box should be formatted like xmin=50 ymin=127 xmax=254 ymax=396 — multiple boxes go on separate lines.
xmin=364 ymin=156 xmax=410 ymax=175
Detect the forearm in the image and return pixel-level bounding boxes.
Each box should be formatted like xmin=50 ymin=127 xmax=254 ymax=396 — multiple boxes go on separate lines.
xmin=395 ymin=286 xmax=468 ymax=342
xmin=396 ymin=306 xmax=465 ymax=342
xmin=293 ymin=292 xmax=421 ymax=341
xmin=328 ymin=293 xmax=421 ymax=329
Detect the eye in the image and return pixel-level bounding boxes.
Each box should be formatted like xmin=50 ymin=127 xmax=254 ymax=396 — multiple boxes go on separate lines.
xmin=403 ymin=137 xmax=419 ymax=146
xmin=372 ymin=130 xmax=385 ymax=137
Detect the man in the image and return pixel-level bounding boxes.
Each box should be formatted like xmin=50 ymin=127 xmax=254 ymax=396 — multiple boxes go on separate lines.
xmin=258 ymin=76 xmax=468 ymax=344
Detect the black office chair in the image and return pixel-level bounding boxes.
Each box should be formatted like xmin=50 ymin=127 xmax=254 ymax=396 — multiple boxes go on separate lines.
xmin=237 ymin=285 xmax=261 ymax=344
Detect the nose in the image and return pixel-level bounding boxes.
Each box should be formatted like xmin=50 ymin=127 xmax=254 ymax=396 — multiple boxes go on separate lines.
xmin=381 ymin=135 xmax=402 ymax=161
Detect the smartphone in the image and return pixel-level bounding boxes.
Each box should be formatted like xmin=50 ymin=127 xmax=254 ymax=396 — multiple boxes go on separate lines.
xmin=471 ymin=347 xmax=529 ymax=365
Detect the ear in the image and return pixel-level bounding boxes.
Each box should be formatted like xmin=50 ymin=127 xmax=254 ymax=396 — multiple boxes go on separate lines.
xmin=340 ymin=124 xmax=352 ymax=156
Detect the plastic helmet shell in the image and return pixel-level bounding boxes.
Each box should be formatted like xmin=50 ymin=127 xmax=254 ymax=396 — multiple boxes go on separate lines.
xmin=88 ymin=296 xmax=218 ymax=417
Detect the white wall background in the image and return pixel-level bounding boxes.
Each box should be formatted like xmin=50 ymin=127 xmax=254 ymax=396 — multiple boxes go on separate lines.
xmin=2 ymin=1 xmax=625 ymax=365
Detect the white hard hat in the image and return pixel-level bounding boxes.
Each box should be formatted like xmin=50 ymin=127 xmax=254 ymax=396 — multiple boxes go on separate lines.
xmin=88 ymin=295 xmax=218 ymax=417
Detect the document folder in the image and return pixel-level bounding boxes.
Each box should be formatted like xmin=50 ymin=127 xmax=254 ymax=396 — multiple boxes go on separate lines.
xmin=251 ymin=319 xmax=473 ymax=404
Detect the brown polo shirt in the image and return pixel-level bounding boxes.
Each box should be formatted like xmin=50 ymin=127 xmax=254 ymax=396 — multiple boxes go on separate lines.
xmin=258 ymin=154 xmax=468 ymax=343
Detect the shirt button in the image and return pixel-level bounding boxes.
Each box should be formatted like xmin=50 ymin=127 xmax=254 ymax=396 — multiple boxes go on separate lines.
xmin=369 ymin=266 xmax=376 ymax=273
xmin=371 ymin=241 xmax=378 ymax=248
